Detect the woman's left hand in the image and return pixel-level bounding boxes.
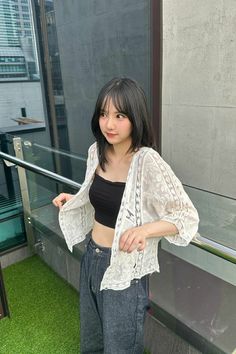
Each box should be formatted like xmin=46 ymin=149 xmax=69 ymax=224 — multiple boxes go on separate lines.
xmin=119 ymin=226 xmax=147 ymax=253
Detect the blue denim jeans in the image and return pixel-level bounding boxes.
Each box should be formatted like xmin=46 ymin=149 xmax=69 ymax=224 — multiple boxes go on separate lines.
xmin=79 ymin=237 xmax=149 ymax=354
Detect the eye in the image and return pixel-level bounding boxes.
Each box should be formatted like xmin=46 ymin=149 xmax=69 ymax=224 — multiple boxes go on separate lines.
xmin=100 ymin=111 xmax=107 ymax=118
xmin=117 ymin=113 xmax=126 ymax=119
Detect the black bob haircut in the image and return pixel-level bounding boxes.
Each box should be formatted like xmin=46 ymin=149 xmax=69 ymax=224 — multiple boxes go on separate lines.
xmin=91 ymin=77 xmax=156 ymax=171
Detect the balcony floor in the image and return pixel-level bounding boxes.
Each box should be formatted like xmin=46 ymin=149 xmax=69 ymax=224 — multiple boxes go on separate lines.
xmin=1 ymin=255 xmax=80 ymax=353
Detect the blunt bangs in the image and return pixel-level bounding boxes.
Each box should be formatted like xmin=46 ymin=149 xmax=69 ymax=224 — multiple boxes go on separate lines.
xmin=100 ymin=86 xmax=132 ymax=119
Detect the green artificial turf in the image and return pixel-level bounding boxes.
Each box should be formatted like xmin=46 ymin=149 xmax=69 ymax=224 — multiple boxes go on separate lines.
xmin=1 ymin=256 xmax=80 ymax=354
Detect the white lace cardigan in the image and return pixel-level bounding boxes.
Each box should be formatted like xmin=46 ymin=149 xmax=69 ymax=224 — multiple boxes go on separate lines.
xmin=59 ymin=142 xmax=199 ymax=290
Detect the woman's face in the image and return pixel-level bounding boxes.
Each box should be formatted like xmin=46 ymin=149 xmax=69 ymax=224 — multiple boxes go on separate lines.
xmin=99 ymin=98 xmax=133 ymax=149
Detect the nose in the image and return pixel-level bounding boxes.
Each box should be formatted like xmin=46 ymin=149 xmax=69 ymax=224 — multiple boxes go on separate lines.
xmin=106 ymin=116 xmax=115 ymax=130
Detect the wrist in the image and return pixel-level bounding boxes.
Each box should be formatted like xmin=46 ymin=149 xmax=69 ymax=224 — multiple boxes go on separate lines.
xmin=141 ymin=224 xmax=152 ymax=239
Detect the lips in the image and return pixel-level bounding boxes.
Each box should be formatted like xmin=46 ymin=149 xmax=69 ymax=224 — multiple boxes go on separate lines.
xmin=106 ymin=132 xmax=118 ymax=138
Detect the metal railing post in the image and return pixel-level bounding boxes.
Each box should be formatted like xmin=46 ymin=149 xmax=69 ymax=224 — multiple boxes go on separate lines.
xmin=13 ymin=137 xmax=35 ymax=252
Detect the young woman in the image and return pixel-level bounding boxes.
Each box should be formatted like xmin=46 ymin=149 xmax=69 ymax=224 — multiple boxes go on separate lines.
xmin=53 ymin=77 xmax=199 ymax=354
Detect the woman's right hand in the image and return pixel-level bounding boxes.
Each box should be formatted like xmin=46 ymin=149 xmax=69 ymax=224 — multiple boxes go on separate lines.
xmin=52 ymin=193 xmax=74 ymax=209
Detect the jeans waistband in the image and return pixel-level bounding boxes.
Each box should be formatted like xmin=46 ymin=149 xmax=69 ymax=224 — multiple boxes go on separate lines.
xmin=88 ymin=237 xmax=111 ymax=255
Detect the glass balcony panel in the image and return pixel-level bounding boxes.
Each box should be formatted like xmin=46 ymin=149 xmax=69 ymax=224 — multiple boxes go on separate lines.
xmin=23 ymin=164 xmax=79 ymax=243
xmin=21 ymin=137 xmax=87 ymax=184
xmin=0 ymin=191 xmax=25 ymax=252
xmin=0 ymin=133 xmax=26 ymax=252
xmin=186 ymin=186 xmax=236 ymax=251
xmin=0 ymin=216 xmax=25 ymax=252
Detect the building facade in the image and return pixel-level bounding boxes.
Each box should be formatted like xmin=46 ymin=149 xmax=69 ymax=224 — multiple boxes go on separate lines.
xmin=0 ymin=0 xmax=38 ymax=80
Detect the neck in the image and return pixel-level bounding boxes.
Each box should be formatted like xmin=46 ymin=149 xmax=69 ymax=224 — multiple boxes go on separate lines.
xmin=110 ymin=141 xmax=132 ymax=158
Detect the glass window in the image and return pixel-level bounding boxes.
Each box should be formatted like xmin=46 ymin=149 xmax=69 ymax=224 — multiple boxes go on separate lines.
xmin=22 ymin=5 xmax=29 ymax=12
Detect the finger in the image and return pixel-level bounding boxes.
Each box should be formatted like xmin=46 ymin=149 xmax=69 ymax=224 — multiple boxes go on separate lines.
xmin=127 ymin=241 xmax=140 ymax=253
xmin=119 ymin=231 xmax=130 ymax=250
xmin=52 ymin=197 xmax=63 ymax=208
xmin=126 ymin=236 xmax=144 ymax=253
xmin=57 ymin=201 xmax=63 ymax=208
xmin=137 ymin=240 xmax=146 ymax=252
xmin=52 ymin=198 xmax=58 ymax=207
xmin=126 ymin=234 xmax=145 ymax=253
xmin=121 ymin=233 xmax=136 ymax=252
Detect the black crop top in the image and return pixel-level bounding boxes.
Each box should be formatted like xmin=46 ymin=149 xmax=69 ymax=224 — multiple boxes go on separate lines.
xmin=89 ymin=173 xmax=126 ymax=229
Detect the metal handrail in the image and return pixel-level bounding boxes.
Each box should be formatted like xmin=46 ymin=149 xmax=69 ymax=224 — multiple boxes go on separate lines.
xmin=192 ymin=234 xmax=236 ymax=264
xmin=0 ymin=150 xmax=236 ymax=264
xmin=32 ymin=143 xmax=87 ymax=162
xmin=0 ymin=151 xmax=81 ymax=190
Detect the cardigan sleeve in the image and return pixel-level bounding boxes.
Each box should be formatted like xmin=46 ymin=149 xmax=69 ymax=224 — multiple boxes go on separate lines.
xmin=144 ymin=150 xmax=199 ymax=246
xmin=84 ymin=142 xmax=97 ymax=179
xmin=84 ymin=146 xmax=91 ymax=180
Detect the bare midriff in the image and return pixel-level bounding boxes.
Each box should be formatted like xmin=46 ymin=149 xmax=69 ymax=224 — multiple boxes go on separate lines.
xmin=92 ymin=220 xmax=115 ymax=247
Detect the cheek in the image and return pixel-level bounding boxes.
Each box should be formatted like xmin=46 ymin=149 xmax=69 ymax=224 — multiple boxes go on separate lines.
xmin=99 ymin=118 xmax=104 ymax=130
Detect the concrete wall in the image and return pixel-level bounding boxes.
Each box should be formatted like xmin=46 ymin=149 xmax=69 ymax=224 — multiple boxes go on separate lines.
xmin=162 ymin=0 xmax=236 ymax=199
xmin=160 ymin=5 xmax=236 ymax=352
xmin=53 ymin=0 xmax=151 ymax=157
xmin=0 ymin=81 xmax=45 ymax=128
xmin=161 ymin=1 xmax=236 ymax=276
